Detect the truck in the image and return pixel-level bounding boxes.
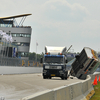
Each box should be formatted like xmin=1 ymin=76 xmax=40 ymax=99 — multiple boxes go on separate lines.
xmin=70 ymin=47 xmax=100 ymax=79
xmin=40 ymin=46 xmax=68 ymax=80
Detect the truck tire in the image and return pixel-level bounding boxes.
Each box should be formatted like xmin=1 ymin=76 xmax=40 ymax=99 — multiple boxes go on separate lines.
xmin=65 ymin=77 xmax=67 ymax=79
xmin=48 ymin=77 xmax=51 ymax=79
xmin=61 ymin=76 xmax=64 ymax=80
xmin=43 ymin=76 xmax=47 ymax=79
xmin=61 ymin=77 xmax=64 ymax=80
xmin=65 ymin=71 xmax=68 ymax=80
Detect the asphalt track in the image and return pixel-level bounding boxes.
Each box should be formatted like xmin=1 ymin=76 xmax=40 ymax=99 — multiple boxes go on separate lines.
xmin=0 ymin=73 xmax=85 ymax=100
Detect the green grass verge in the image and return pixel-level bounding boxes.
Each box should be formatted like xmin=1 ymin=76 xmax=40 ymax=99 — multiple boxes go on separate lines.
xmin=90 ymin=81 xmax=100 ymax=100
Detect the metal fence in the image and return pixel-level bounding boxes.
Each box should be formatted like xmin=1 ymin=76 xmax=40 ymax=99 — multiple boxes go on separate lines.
xmin=0 ymin=56 xmax=43 ymax=67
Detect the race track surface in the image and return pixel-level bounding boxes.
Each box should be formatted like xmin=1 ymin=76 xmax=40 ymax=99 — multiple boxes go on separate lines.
xmin=0 ymin=73 xmax=84 ymax=100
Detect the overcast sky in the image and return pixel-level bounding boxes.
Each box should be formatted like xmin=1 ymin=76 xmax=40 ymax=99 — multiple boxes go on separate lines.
xmin=0 ymin=0 xmax=100 ymax=54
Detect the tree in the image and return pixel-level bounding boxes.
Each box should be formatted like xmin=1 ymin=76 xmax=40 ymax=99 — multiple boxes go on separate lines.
xmin=29 ymin=52 xmax=44 ymax=61
xmin=29 ymin=52 xmax=36 ymax=60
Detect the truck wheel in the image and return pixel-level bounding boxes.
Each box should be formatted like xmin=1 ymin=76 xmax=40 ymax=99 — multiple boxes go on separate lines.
xmin=65 ymin=77 xmax=67 ymax=79
xmin=61 ymin=76 xmax=64 ymax=80
xmin=43 ymin=76 xmax=46 ymax=79
xmin=65 ymin=71 xmax=68 ymax=80
xmin=49 ymin=77 xmax=51 ymax=79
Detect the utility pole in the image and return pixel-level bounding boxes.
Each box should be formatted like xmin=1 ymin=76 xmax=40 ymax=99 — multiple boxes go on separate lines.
xmin=36 ymin=41 xmax=38 ymax=62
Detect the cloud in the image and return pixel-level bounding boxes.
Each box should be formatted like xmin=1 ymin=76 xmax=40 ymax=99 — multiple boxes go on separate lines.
xmin=78 ymin=19 xmax=100 ymax=38
xmin=27 ymin=0 xmax=90 ymax=35
xmin=1 ymin=0 xmax=99 ymax=53
xmin=41 ymin=0 xmax=89 ymax=22
xmin=0 ymin=0 xmax=88 ymax=28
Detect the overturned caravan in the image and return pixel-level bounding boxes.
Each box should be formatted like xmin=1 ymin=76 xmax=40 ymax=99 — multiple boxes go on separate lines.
xmin=70 ymin=47 xmax=100 ymax=79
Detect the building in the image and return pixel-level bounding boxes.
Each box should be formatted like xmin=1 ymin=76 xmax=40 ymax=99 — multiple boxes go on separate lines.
xmin=0 ymin=14 xmax=32 ymax=59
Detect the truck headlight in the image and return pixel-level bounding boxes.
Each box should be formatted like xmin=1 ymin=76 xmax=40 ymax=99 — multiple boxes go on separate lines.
xmin=59 ymin=70 xmax=63 ymax=74
xmin=45 ymin=66 xmax=49 ymax=69
xmin=57 ymin=66 xmax=62 ymax=69
xmin=43 ymin=70 xmax=47 ymax=73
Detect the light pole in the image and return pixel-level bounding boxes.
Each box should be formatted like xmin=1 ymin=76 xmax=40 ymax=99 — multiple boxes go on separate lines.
xmin=36 ymin=41 xmax=38 ymax=62
xmin=7 ymin=31 xmax=11 ymax=58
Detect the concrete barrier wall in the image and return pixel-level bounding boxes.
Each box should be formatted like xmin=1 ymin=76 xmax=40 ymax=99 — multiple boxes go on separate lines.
xmin=21 ymin=90 xmax=54 ymax=100
xmin=20 ymin=82 xmax=87 ymax=100
xmin=94 ymin=72 xmax=100 ymax=80
xmin=21 ymin=73 xmax=100 ymax=100
xmin=91 ymin=72 xmax=100 ymax=82
xmin=53 ymin=86 xmax=70 ymax=100
xmin=90 ymin=74 xmax=95 ymax=82
xmin=0 ymin=66 xmax=43 ymax=74
xmin=87 ymin=76 xmax=94 ymax=93
xmin=68 ymin=82 xmax=85 ymax=100
xmin=81 ymin=75 xmax=93 ymax=99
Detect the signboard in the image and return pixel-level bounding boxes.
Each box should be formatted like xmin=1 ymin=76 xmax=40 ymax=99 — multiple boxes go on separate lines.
xmin=13 ymin=47 xmax=17 ymax=57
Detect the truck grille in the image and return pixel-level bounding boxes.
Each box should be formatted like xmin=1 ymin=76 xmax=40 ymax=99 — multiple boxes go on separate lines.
xmin=49 ymin=70 xmax=58 ymax=74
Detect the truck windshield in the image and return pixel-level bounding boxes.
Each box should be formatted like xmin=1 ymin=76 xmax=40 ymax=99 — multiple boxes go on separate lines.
xmin=44 ymin=56 xmax=63 ymax=63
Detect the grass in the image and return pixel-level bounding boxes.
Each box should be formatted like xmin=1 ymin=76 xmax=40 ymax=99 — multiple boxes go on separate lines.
xmin=90 ymin=81 xmax=100 ymax=100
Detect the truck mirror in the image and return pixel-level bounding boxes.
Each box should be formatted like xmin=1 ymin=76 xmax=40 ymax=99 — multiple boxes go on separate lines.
xmin=40 ymin=57 xmax=43 ymax=63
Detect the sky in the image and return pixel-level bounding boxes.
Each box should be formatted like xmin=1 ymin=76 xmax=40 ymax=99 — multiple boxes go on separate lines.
xmin=0 ymin=0 xmax=100 ymax=54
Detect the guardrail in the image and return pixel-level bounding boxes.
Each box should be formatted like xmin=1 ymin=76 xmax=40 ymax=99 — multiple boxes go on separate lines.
xmin=20 ymin=73 xmax=100 ymax=100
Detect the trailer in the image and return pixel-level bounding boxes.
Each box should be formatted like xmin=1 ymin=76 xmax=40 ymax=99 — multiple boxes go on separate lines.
xmin=70 ymin=47 xmax=100 ymax=79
